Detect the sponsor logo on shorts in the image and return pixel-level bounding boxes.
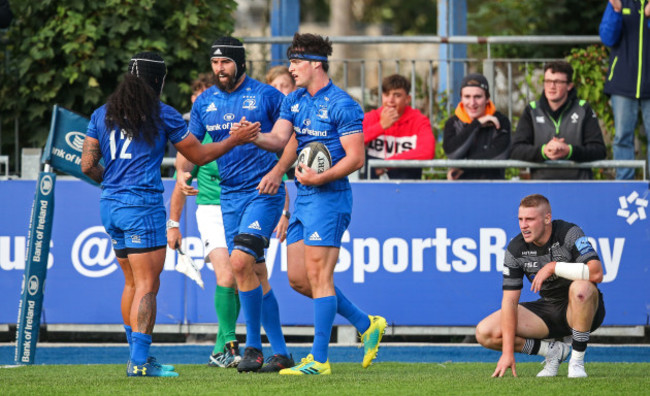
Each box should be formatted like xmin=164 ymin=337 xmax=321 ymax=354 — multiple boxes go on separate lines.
xmin=206 ymin=103 xmax=217 ymax=112
xmin=248 ymin=221 xmax=262 ymax=230
xmin=131 ymin=235 xmax=141 ymax=244
xmin=309 ymin=232 xmax=322 ymax=241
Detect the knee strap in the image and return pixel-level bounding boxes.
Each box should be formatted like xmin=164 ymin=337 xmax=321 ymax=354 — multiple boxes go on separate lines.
xmin=233 ymin=233 xmax=268 ymax=260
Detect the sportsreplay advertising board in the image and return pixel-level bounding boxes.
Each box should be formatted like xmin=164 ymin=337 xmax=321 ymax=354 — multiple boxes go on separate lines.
xmin=1 ymin=180 xmax=648 ymax=333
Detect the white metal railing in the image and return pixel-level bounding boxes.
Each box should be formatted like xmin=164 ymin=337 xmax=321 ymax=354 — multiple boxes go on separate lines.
xmin=243 ymin=35 xmax=602 ymax=119
xmin=366 ymin=159 xmax=647 ymax=180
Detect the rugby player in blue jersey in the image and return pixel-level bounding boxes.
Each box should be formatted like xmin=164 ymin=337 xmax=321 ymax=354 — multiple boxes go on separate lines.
xmin=174 ymin=37 xmax=293 ymax=373
xmin=252 ymin=33 xmax=387 ymax=375
xmin=81 ymin=52 xmax=260 ymax=377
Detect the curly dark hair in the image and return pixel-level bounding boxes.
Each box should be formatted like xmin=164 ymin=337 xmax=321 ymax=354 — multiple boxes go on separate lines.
xmin=104 ymin=73 xmax=161 ymax=146
xmin=287 ymin=33 xmax=333 ymax=72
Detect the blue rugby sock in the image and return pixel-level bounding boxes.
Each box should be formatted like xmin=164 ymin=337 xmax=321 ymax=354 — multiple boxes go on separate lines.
xmin=130 ymin=332 xmax=152 ymax=366
xmin=335 ymin=286 xmax=370 ymax=333
xmin=239 ymin=285 xmax=263 ymax=351
xmin=311 ymin=295 xmax=337 ymax=363
xmin=262 ymin=289 xmax=289 ymax=357
xmin=124 ymin=325 xmax=133 ymax=357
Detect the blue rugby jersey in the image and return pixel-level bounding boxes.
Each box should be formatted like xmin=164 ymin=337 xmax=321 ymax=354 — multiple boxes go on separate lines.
xmin=86 ymin=102 xmax=189 ymax=204
xmin=188 ymin=76 xmax=284 ymax=192
xmin=279 ymin=80 xmax=364 ymax=195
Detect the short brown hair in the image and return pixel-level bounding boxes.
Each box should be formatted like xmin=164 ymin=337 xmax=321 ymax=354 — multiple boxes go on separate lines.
xmin=191 ymin=73 xmax=214 ymax=95
xmin=265 ymin=65 xmax=293 ymax=85
xmin=382 ymin=74 xmax=410 ymax=94
xmin=544 ymin=60 xmax=573 ymax=82
xmin=520 ymin=194 xmax=551 ymax=213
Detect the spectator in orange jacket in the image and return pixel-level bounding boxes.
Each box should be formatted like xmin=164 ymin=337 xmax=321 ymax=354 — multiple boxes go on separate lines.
xmin=363 ymin=74 xmax=435 ymax=179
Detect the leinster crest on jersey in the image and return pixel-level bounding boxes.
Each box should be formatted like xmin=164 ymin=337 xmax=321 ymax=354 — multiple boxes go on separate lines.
xmin=242 ymin=98 xmax=257 ymax=110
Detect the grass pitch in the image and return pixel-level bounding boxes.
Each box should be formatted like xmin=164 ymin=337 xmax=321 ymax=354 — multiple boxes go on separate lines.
xmin=1 ymin=362 xmax=649 ymax=395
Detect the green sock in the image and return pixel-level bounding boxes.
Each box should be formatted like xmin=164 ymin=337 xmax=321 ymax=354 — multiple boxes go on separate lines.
xmin=213 ymin=286 xmax=240 ymax=354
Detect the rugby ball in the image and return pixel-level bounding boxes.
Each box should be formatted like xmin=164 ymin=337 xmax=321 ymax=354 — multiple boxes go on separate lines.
xmin=297 ymin=142 xmax=332 ymax=174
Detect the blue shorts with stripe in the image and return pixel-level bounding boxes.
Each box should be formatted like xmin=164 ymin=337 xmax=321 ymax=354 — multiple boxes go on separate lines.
xmin=286 ymin=190 xmax=352 ymax=247
xmin=100 ymin=197 xmax=167 ymax=251
xmin=221 ymin=185 xmax=286 ymax=259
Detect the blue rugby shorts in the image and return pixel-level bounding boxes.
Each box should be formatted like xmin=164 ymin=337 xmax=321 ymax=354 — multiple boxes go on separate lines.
xmin=286 ymin=189 xmax=352 ymax=247
xmin=221 ymin=185 xmax=286 ymax=257
xmin=100 ymin=198 xmax=167 ymax=251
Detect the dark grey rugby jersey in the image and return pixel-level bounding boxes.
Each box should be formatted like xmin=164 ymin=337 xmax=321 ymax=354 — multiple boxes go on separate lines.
xmin=502 ymin=220 xmax=600 ymax=301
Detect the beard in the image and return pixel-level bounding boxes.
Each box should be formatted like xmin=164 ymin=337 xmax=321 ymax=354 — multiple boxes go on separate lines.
xmin=215 ymin=71 xmax=238 ymax=92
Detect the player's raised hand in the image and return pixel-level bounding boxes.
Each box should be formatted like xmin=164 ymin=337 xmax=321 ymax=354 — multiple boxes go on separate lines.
xmin=230 ymin=116 xmax=260 ymax=144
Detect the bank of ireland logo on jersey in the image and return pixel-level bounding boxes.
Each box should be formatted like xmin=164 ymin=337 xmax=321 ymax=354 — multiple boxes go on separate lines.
xmin=71 ymin=226 xmax=118 ymax=278
xmin=224 ymin=113 xmax=235 ymax=122
xmin=616 ymin=190 xmax=648 ymax=225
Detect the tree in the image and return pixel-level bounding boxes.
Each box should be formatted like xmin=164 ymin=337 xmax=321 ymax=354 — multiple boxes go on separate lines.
xmin=360 ymin=0 xmax=437 ymax=35
xmin=468 ymin=0 xmax=605 ymax=58
xmin=0 ymin=0 xmax=236 ymax=158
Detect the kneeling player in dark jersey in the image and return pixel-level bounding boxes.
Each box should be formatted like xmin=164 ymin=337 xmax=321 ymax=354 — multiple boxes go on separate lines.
xmin=475 ymin=194 xmax=605 ymax=378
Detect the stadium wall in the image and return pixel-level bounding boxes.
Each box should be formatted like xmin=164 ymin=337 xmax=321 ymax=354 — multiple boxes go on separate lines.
xmin=0 ymin=179 xmax=648 ymax=328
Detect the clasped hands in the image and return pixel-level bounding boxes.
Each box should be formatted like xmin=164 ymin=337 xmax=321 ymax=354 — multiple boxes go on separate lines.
xmin=543 ymin=137 xmax=570 ymax=160
xmin=230 ymin=116 xmax=261 ymax=145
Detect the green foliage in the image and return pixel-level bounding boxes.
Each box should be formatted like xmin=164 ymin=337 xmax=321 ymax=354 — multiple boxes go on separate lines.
xmin=0 ymin=0 xmax=236 ymax=153
xmin=566 ymin=45 xmax=613 ymax=141
xmin=360 ymin=0 xmax=437 ymax=35
xmin=468 ymin=0 xmax=605 ymax=59
xmin=566 ymin=45 xmax=616 ymax=179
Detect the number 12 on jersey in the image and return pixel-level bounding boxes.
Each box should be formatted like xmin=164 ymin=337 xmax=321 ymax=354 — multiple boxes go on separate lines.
xmin=109 ymin=129 xmax=133 ymax=160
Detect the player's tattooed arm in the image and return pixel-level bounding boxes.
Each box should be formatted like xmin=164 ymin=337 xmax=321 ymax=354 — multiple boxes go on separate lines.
xmin=80 ymin=136 xmax=104 ymax=184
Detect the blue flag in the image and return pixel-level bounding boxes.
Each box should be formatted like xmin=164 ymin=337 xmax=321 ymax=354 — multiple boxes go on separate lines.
xmin=42 ymin=105 xmax=100 ymax=186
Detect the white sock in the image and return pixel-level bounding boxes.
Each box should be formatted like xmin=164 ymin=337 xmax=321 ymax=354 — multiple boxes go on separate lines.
xmin=571 ymin=350 xmax=585 ymax=362
xmin=538 ymin=340 xmax=551 ymax=357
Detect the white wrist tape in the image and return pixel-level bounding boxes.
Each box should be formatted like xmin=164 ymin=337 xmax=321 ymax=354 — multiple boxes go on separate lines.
xmin=554 ymin=262 xmax=589 ymax=281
